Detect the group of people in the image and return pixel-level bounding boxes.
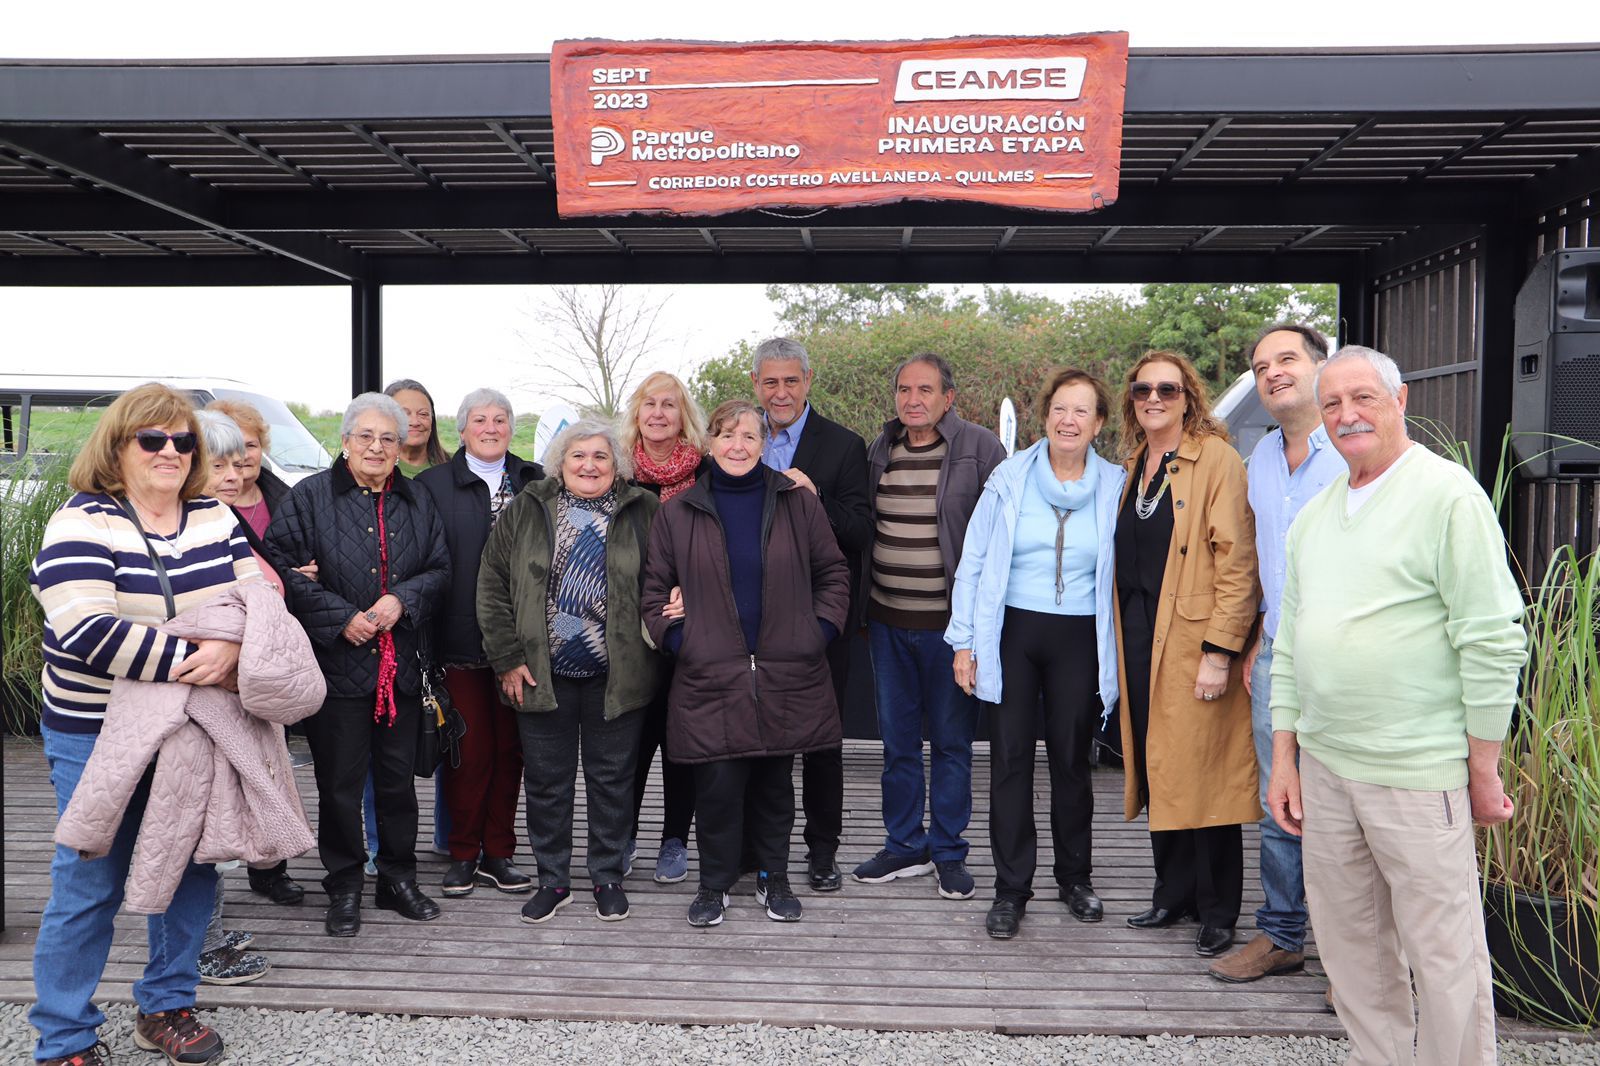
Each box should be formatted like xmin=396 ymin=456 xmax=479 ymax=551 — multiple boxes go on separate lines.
xmin=28 ymin=324 xmax=1525 ymax=1066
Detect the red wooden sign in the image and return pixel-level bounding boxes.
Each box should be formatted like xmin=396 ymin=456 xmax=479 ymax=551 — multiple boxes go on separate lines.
xmin=550 ymin=34 xmax=1128 ymax=218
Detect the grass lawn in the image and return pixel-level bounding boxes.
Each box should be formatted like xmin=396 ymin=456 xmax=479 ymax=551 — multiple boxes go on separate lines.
xmin=301 ymin=414 xmax=543 ymax=464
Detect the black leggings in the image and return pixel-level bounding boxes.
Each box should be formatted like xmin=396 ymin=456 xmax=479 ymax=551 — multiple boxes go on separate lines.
xmin=988 ymin=610 xmax=1099 ymax=901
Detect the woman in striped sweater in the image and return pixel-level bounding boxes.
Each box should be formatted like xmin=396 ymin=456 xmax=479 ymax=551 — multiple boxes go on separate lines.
xmin=29 ymin=383 xmax=259 ymax=1066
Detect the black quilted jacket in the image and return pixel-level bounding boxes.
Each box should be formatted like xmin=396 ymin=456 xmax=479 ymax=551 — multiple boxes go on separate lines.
xmin=264 ymin=458 xmax=451 ymax=698
xmin=415 ymin=447 xmax=543 ymax=666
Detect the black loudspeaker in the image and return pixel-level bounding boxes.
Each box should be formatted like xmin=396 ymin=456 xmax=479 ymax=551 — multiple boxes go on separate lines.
xmin=1512 ymin=249 xmax=1600 ymax=479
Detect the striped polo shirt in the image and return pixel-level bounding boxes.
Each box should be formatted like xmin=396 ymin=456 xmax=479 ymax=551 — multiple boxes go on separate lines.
xmin=30 ymin=492 xmax=260 ymax=734
xmin=869 ymin=433 xmax=949 ymax=630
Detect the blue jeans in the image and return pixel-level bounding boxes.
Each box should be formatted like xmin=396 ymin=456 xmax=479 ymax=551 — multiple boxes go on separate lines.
xmin=31 ymin=726 xmax=219 ymax=1061
xmin=1251 ymin=636 xmax=1309 ymax=952
xmin=868 ymin=621 xmax=978 ymax=863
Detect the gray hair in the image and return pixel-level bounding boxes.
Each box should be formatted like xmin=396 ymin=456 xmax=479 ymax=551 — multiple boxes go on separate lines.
xmin=751 ymin=336 xmax=811 ymax=376
xmin=341 ymin=392 xmax=408 ymax=439
xmin=455 ymin=388 xmax=515 ymax=436
xmin=891 ymin=351 xmax=956 ymax=395
xmin=542 ymin=417 xmax=633 ymax=483
xmin=1316 ymin=345 xmax=1403 ymax=402
xmin=195 ymin=409 xmax=246 ymax=460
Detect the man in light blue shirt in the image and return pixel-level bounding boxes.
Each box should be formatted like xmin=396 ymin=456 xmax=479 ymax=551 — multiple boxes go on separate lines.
xmin=1209 ymin=323 xmax=1346 ymax=985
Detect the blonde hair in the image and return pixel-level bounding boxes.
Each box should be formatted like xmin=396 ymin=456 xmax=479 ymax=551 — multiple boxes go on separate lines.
xmin=1117 ymin=350 xmax=1229 ymax=459
xmin=69 ymin=382 xmax=209 ymax=501
xmin=619 ymin=371 xmax=707 ymax=455
xmin=205 ymin=398 xmax=271 ymax=453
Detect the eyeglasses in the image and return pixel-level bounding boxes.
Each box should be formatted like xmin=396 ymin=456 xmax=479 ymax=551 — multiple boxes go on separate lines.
xmin=349 ymin=431 xmax=401 ymax=451
xmin=1130 ymin=382 xmax=1185 ymax=402
xmin=133 ymin=430 xmax=198 ymax=454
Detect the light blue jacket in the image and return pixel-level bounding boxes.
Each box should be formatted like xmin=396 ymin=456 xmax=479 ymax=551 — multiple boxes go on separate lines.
xmin=945 ymin=439 xmax=1125 ymax=715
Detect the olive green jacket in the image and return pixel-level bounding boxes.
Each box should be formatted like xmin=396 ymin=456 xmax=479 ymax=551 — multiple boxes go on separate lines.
xmin=476 ymin=477 xmax=660 ymax=718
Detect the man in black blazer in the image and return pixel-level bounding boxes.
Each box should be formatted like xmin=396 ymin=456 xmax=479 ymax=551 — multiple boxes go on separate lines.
xmin=753 ymin=337 xmax=873 ymax=891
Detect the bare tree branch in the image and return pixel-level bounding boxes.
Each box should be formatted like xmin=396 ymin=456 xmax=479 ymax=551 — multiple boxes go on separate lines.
xmin=514 ymin=284 xmax=672 ymax=418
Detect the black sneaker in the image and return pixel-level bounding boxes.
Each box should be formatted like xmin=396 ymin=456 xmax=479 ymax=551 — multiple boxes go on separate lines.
xmin=441 ymin=859 xmax=478 ymax=897
xmin=986 ymin=897 xmax=1026 ymax=939
xmin=935 ymin=859 xmax=976 ymax=900
xmin=851 ymin=848 xmax=935 ymax=883
xmin=687 ymin=886 xmax=729 ymax=928
xmin=756 ymin=871 xmax=803 ymax=922
xmin=519 ymin=886 xmax=572 ymax=924
xmin=594 ymin=882 xmax=630 ymax=921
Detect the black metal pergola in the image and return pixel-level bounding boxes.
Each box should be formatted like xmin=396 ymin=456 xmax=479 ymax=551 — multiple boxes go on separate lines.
xmin=2 ymin=44 xmax=1599 ymax=477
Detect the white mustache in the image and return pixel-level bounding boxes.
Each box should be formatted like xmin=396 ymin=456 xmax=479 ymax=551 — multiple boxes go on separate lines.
xmin=1336 ymin=421 xmax=1376 ymax=438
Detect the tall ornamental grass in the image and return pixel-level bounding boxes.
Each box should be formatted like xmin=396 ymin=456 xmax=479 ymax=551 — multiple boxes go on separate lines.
xmin=0 ymin=454 xmax=75 ymax=734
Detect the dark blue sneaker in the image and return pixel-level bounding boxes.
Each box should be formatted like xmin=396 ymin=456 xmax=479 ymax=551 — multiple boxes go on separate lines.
xmin=935 ymin=859 xmax=976 ymax=900
xmin=756 ymin=871 xmax=803 ymax=922
xmin=851 ymin=848 xmax=935 ymax=884
xmin=687 ymin=886 xmax=729 ymax=928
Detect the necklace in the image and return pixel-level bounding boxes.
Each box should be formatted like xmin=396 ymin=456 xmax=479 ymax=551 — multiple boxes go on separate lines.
xmin=1134 ymin=450 xmax=1176 ymax=521
xmin=1050 ymin=505 xmax=1074 ymax=605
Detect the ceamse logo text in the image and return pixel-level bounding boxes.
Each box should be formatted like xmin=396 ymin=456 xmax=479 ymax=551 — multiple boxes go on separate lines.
xmin=894 ymin=57 xmax=1087 ymax=103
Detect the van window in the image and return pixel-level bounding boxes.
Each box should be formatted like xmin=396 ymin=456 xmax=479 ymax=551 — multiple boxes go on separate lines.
xmin=210 ymin=388 xmax=332 ymax=473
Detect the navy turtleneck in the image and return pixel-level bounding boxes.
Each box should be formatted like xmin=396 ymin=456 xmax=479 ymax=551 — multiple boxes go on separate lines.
xmin=709 ymin=460 xmax=766 ymax=653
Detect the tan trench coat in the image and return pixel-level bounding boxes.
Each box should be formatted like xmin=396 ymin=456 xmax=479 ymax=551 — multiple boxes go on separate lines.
xmin=1114 ymin=432 xmax=1262 ymax=832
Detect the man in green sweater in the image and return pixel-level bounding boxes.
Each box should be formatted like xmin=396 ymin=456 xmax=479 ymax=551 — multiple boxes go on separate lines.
xmin=1266 ymin=345 xmax=1526 ymax=1066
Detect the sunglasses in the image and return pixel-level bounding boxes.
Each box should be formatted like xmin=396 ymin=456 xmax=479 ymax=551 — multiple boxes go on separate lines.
xmin=133 ymin=430 xmax=198 ymax=455
xmin=1130 ymin=381 xmax=1185 ymax=402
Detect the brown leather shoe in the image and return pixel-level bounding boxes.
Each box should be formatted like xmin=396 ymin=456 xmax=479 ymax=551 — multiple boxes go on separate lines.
xmin=1207 ymin=932 xmax=1306 ymax=983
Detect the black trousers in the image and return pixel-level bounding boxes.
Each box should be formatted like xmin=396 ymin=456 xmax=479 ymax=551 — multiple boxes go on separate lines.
xmin=1123 ymin=594 xmax=1244 ymax=927
xmin=696 ymin=755 xmax=795 ymax=892
xmin=988 ymin=610 xmax=1099 ymax=902
xmin=798 ymin=632 xmax=851 ymax=860
xmin=630 ymin=667 xmax=696 ymax=846
xmin=302 ymin=692 xmax=421 ymax=896
xmin=520 ymin=674 xmax=644 ymax=888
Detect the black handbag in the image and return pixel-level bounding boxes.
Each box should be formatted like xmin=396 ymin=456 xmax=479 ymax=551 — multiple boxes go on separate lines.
xmin=415 ymin=645 xmax=466 ymax=779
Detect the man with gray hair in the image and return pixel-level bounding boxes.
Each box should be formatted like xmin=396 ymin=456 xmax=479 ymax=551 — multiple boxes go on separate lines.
xmin=1267 ymin=345 xmax=1526 ymax=1065
xmin=751 ymin=337 xmax=872 ymax=892
xmin=853 ymin=352 xmax=1005 ymax=902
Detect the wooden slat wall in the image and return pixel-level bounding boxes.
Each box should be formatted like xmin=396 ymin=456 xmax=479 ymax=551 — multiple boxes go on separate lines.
xmin=1374 ymin=240 xmax=1482 ymax=454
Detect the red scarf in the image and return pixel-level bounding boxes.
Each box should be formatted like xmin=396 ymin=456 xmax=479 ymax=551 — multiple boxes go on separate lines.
xmin=633 ymin=439 xmax=701 ymax=501
xmin=373 ymin=473 xmax=398 ymax=727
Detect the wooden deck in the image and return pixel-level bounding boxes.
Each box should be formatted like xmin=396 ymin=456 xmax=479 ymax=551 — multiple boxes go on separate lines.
xmin=0 ymin=734 xmax=1543 ymax=1037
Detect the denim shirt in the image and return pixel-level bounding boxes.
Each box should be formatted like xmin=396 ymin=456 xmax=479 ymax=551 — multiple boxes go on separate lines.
xmin=762 ymin=403 xmax=812 ymax=472
xmin=1247 ymin=423 xmax=1346 ymax=640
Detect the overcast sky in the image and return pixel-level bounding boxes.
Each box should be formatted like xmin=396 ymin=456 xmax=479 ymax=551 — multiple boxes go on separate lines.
xmin=4 ymin=2 xmax=1598 ymax=416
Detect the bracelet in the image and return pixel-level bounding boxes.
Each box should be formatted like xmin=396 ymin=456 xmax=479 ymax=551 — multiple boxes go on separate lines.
xmin=1203 ymin=652 xmax=1231 ymax=669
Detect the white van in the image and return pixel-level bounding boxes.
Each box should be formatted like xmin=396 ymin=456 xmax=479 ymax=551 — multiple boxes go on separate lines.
xmin=0 ymin=375 xmax=331 ymax=483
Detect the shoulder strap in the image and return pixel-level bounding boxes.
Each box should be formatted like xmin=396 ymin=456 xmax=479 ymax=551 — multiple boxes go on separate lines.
xmin=115 ymin=496 xmax=178 ymax=621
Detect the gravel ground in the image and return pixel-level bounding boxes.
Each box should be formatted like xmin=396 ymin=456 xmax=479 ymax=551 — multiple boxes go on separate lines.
xmin=2 ymin=1004 xmax=1596 ymax=1065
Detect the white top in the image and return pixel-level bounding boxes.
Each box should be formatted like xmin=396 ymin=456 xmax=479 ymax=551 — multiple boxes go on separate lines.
xmin=1345 ymin=443 xmax=1418 ymax=517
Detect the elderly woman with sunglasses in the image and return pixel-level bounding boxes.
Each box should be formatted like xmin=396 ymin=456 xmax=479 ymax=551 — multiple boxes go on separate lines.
xmin=266 ymin=393 xmax=451 ymax=940
xmin=28 ymin=384 xmax=261 ymax=1066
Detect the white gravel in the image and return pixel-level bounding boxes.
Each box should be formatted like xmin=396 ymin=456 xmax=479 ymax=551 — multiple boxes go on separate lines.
xmin=3 ymin=1004 xmax=1596 ymax=1064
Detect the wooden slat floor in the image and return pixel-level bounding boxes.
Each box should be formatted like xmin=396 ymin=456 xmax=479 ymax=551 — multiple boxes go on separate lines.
xmin=0 ymin=735 xmax=1556 ymax=1037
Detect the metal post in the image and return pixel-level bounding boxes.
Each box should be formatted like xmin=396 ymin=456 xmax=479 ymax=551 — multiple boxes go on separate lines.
xmin=1336 ymin=256 xmax=1373 ymax=348
xmin=351 ymin=281 xmax=382 ymax=397
xmin=1477 ymin=222 xmax=1522 ymax=493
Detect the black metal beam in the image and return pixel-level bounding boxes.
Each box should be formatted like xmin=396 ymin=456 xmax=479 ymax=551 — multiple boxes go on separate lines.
xmin=1336 ymin=257 xmax=1373 ymax=348
xmin=1517 ymin=145 xmax=1600 ymax=219
xmin=203 ymin=123 xmax=326 ymax=190
xmin=358 ymin=249 xmax=1354 ymax=286
xmin=352 ymin=281 xmax=382 ymax=396
xmin=497 ymin=228 xmax=536 ymax=253
xmin=488 ymin=122 xmax=552 ymax=183
xmin=6 ymin=50 xmax=1599 ymax=124
xmin=0 ymin=255 xmax=336 ymax=285
xmin=345 ymin=124 xmax=440 ymax=187
xmin=1284 ymin=225 xmax=1333 ymax=251
xmin=1162 ymin=118 xmax=1230 ymax=181
xmin=1476 ymin=221 xmax=1524 ymax=492
xmin=1411 ymin=117 xmax=1528 ymax=181
xmin=1188 ymin=226 xmax=1226 ymax=251
xmin=0 ymin=180 xmax=1516 ymax=234
xmin=1367 ymin=224 xmax=1483 ymax=277
xmin=1285 ymin=117 xmax=1380 ymax=182
xmin=398 ymin=229 xmax=451 ymax=255
xmin=0 ymin=125 xmax=364 ymax=281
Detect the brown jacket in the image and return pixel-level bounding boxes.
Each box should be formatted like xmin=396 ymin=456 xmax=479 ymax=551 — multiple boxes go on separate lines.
xmin=1115 ymin=433 xmax=1262 ymax=831
xmin=642 ymin=466 xmax=850 ymax=764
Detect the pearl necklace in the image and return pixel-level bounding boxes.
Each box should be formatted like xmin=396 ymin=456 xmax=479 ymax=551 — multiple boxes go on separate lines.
xmin=1135 ymin=451 xmax=1176 ymax=521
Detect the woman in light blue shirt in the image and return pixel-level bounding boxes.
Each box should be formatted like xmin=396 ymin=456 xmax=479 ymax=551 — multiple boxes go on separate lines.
xmin=947 ymin=368 xmax=1125 ymax=941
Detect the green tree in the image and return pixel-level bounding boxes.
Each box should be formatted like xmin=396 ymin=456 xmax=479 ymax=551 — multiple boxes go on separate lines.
xmin=1139 ymin=282 xmax=1337 ymax=389
xmin=764 ymin=283 xmax=975 ymax=334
